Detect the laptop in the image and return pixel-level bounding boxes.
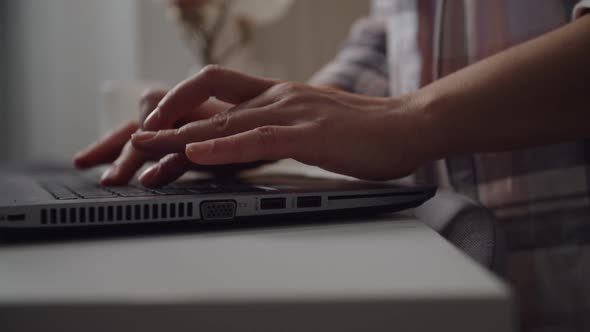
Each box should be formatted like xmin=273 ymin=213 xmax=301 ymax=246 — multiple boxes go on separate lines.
xmin=0 ymin=162 xmax=435 ymax=229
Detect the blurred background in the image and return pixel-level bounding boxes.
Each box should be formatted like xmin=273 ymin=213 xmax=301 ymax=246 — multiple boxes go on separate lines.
xmin=0 ymin=0 xmax=369 ymax=162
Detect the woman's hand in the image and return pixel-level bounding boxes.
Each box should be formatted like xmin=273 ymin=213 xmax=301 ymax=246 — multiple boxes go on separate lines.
xmin=132 ymin=66 xmax=429 ymax=181
xmin=73 ymin=88 xmax=266 ymax=187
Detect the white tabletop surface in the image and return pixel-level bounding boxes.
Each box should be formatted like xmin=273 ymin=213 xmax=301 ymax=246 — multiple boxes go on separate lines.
xmin=0 ymin=215 xmax=513 ymax=332
xmin=0 ymin=161 xmax=514 ymax=332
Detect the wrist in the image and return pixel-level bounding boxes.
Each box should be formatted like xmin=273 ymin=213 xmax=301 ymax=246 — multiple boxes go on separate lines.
xmin=402 ymin=90 xmax=453 ymax=164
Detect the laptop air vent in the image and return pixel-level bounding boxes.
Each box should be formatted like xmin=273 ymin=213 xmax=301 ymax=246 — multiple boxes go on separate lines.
xmin=39 ymin=202 xmax=195 ymax=226
xmin=152 ymin=204 xmax=159 ymax=219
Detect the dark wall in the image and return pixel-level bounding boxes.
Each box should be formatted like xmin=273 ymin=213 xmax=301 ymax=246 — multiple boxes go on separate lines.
xmin=0 ymin=1 xmax=13 ymax=160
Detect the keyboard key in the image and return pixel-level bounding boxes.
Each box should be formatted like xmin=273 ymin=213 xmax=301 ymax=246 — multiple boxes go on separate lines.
xmin=186 ymin=187 xmax=226 ymax=194
xmin=117 ymin=191 xmax=157 ymax=197
xmin=67 ymin=184 xmax=118 ymax=198
xmin=79 ymin=193 xmax=118 ymax=199
xmin=105 ymin=186 xmax=156 ymax=197
xmin=42 ymin=183 xmax=80 ymax=199
xmin=152 ymin=188 xmax=191 ymax=195
xmin=56 ymin=196 xmax=79 ymax=200
xmin=42 ymin=178 xmax=265 ymax=200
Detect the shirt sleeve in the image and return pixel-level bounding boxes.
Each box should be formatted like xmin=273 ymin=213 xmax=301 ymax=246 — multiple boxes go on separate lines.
xmin=308 ymin=16 xmax=390 ymax=97
xmin=572 ymin=0 xmax=590 ymax=19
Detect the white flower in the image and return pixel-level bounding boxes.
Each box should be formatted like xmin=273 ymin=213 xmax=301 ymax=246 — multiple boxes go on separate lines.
xmin=231 ymin=0 xmax=293 ymax=25
xmin=165 ymin=0 xmax=293 ymax=64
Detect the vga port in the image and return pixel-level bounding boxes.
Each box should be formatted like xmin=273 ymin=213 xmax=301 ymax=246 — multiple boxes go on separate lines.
xmin=200 ymin=200 xmax=237 ymax=221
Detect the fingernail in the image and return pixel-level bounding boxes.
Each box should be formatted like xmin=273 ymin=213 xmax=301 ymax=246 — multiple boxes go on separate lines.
xmin=186 ymin=142 xmax=212 ymax=157
xmin=100 ymin=166 xmax=118 ymax=183
xmin=143 ymin=108 xmax=160 ymax=130
xmin=132 ymin=131 xmax=157 ymax=143
xmin=73 ymin=150 xmax=86 ymax=161
xmin=139 ymin=165 xmax=159 ymax=185
xmin=72 ymin=151 xmax=87 ymax=167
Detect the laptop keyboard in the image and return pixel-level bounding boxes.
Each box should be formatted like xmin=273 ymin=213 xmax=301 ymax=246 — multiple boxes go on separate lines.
xmin=42 ymin=180 xmax=266 ymax=200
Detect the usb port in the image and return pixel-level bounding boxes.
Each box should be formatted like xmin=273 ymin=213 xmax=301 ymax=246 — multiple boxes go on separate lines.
xmin=297 ymin=196 xmax=322 ymax=208
xmin=7 ymin=214 xmax=25 ymax=222
xmin=260 ymin=197 xmax=286 ymax=210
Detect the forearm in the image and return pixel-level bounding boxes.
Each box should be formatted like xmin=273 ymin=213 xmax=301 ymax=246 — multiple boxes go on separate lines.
xmin=415 ymin=14 xmax=590 ymax=160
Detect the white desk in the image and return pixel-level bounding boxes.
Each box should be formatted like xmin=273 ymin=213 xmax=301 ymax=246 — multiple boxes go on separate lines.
xmin=0 ymin=161 xmax=513 ymax=331
xmin=0 ymin=214 xmax=513 ymax=332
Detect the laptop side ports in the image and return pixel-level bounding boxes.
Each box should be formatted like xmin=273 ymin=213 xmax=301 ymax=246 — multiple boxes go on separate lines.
xmin=200 ymin=200 xmax=237 ymax=221
xmin=297 ymin=196 xmax=322 ymax=208
xmin=6 ymin=214 xmax=26 ymax=222
xmin=260 ymin=197 xmax=286 ymax=210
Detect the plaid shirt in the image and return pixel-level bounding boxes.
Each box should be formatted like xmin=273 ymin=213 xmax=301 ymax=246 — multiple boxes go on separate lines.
xmin=311 ymin=1 xmax=590 ymax=330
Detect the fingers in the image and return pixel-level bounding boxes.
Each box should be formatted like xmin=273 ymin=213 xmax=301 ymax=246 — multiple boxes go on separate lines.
xmin=74 ymin=121 xmax=139 ymax=169
xmin=177 ymin=98 xmax=233 ymax=125
xmin=132 ymin=104 xmax=290 ymax=155
xmin=73 ymin=88 xmax=165 ymax=170
xmin=185 ymin=126 xmax=299 ymax=165
xmin=74 ymin=89 xmax=165 ymax=171
xmin=139 ymin=89 xmax=167 ymax=130
xmin=144 ymin=65 xmax=278 ymax=131
xmin=142 ymin=89 xmax=234 ymax=130
xmin=75 ymin=88 xmax=234 ymax=186
xmin=138 ymin=153 xmax=192 ymax=188
xmin=100 ymin=141 xmax=150 ymax=186
xmin=138 ymin=155 xmax=270 ymax=188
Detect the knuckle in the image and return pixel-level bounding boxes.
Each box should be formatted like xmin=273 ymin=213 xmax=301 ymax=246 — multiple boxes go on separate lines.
xmin=171 ymin=127 xmax=184 ymax=139
xmin=254 ymin=126 xmax=279 ymax=154
xmin=176 ymin=124 xmax=190 ymax=138
xmin=199 ymin=64 xmax=224 ymax=80
xmin=275 ymin=81 xmax=303 ymax=95
xmin=209 ymin=111 xmax=230 ymax=131
xmin=282 ymin=93 xmax=309 ymax=106
xmin=274 ymin=82 xmax=312 ymax=105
